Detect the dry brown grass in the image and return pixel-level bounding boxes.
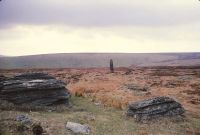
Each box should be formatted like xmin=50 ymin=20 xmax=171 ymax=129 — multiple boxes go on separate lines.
xmin=1 ymin=67 xmax=200 ymax=113
xmin=68 ymin=81 xmax=132 ymax=109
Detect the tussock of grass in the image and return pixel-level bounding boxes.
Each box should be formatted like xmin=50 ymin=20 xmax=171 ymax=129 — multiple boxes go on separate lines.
xmin=69 ymin=81 xmax=135 ymax=110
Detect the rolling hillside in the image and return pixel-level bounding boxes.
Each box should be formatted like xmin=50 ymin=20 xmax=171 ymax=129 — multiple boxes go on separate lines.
xmin=0 ymin=53 xmax=200 ymax=69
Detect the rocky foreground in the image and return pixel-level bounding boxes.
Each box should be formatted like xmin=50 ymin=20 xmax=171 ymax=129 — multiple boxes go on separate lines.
xmin=0 ymin=73 xmax=70 ymax=106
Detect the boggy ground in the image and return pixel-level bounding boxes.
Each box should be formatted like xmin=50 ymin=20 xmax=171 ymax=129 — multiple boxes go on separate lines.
xmin=0 ymin=66 xmax=200 ymax=135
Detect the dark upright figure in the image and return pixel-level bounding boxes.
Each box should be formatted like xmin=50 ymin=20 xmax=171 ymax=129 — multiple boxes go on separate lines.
xmin=110 ymin=59 xmax=114 ymax=73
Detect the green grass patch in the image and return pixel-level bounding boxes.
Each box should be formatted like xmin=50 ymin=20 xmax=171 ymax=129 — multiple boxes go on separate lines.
xmin=0 ymin=96 xmax=200 ymax=135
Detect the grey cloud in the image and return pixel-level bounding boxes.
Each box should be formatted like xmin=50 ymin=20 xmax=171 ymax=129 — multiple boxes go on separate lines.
xmin=0 ymin=0 xmax=200 ymax=28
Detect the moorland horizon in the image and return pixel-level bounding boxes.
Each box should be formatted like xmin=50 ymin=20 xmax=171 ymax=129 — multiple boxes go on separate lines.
xmin=1 ymin=51 xmax=200 ymax=57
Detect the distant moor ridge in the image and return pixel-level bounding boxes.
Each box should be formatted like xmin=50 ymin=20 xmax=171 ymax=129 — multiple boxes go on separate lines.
xmin=0 ymin=53 xmax=200 ymax=69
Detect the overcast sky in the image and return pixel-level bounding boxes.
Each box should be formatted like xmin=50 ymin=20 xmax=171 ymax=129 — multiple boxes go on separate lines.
xmin=0 ymin=0 xmax=200 ymax=56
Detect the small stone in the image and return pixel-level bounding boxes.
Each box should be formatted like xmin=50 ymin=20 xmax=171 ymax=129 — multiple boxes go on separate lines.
xmin=66 ymin=122 xmax=91 ymax=134
xmin=94 ymin=102 xmax=101 ymax=106
xmin=48 ymin=110 xmax=53 ymax=112
xmin=16 ymin=115 xmax=32 ymax=124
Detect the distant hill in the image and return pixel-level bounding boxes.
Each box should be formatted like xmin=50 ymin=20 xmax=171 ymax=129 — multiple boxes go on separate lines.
xmin=0 ymin=53 xmax=200 ymax=69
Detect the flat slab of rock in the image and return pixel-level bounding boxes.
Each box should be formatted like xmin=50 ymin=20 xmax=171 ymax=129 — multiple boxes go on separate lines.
xmin=127 ymin=96 xmax=185 ymax=121
xmin=66 ymin=122 xmax=90 ymax=134
xmin=124 ymin=84 xmax=149 ymax=92
xmin=121 ymin=84 xmax=151 ymax=96
xmin=0 ymin=73 xmax=70 ymax=106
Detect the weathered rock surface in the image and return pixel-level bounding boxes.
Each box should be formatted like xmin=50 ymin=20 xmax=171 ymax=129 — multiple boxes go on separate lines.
xmin=16 ymin=115 xmax=32 ymax=124
xmin=124 ymin=84 xmax=150 ymax=92
xmin=66 ymin=122 xmax=91 ymax=134
xmin=0 ymin=75 xmax=6 ymax=90
xmin=0 ymin=73 xmax=70 ymax=106
xmin=121 ymin=83 xmax=151 ymax=96
xmin=127 ymin=96 xmax=185 ymax=121
xmin=0 ymin=75 xmax=6 ymax=81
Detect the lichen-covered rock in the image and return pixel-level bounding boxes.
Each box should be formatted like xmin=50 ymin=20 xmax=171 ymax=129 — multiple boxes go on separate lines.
xmin=0 ymin=73 xmax=70 ymax=106
xmin=127 ymin=96 xmax=185 ymax=121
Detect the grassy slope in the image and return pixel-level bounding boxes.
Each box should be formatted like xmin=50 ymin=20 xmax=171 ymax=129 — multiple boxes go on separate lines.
xmin=1 ymin=96 xmax=200 ymax=135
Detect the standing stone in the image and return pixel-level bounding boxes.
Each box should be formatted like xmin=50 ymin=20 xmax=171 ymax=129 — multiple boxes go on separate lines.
xmin=110 ymin=59 xmax=114 ymax=73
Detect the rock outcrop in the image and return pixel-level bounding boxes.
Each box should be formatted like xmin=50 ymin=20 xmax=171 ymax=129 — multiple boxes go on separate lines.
xmin=127 ymin=96 xmax=185 ymax=121
xmin=0 ymin=73 xmax=70 ymax=106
